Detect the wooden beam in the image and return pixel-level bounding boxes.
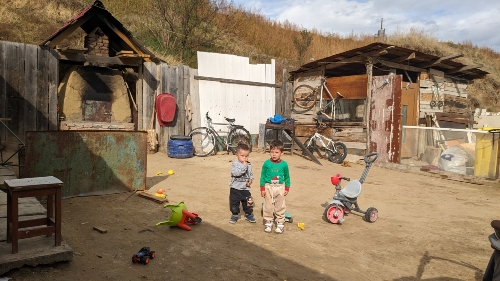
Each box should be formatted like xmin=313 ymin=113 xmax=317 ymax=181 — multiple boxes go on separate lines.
xmin=374 ymin=58 xmax=426 ymax=73
xmin=435 ymin=116 xmax=477 ymax=125
xmin=58 ymin=52 xmax=142 ymax=66
xmin=323 ymin=47 xmax=393 ymax=70
xmin=393 ymin=52 xmax=415 ymax=62
xmin=194 ymin=75 xmax=281 ymax=88
xmin=446 ymin=64 xmax=483 ymax=74
xmin=418 ymin=54 xmax=463 ymax=68
xmin=44 ymin=12 xmax=96 ymax=48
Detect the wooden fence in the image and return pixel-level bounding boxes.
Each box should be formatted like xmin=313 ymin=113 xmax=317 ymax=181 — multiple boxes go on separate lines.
xmin=139 ymin=62 xmax=194 ymax=153
xmin=0 ymin=41 xmax=58 ymax=150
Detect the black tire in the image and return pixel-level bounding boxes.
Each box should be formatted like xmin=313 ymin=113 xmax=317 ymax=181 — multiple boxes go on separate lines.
xmin=304 ymin=136 xmax=317 ymax=156
xmin=193 ymin=217 xmax=202 ymax=224
xmin=228 ymin=126 xmax=252 ymax=153
xmin=170 ymin=135 xmax=191 ymax=140
xmin=150 ymin=251 xmax=156 ymax=259
xmin=365 ymin=207 xmax=378 ymax=223
xmin=132 ymin=255 xmax=138 ymax=263
xmin=293 ymin=84 xmax=317 ymax=109
xmin=189 ymin=127 xmax=216 ymax=157
xmin=328 ymin=142 xmax=347 ymax=163
xmin=287 ymin=217 xmax=293 ymax=223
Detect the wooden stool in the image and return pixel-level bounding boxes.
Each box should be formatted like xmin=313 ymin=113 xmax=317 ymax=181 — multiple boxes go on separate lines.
xmin=4 ymin=176 xmax=63 ymax=254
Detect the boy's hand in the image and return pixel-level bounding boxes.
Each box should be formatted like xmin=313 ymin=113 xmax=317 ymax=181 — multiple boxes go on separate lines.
xmin=261 ymin=190 xmax=266 ymax=197
xmin=246 ymin=179 xmax=253 ymax=186
xmin=284 ymin=190 xmax=288 ymax=196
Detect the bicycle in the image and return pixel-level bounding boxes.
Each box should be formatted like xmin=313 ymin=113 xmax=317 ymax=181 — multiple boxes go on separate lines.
xmin=293 ymin=77 xmax=344 ymax=120
xmin=303 ymin=118 xmax=347 ymax=164
xmin=189 ymin=112 xmax=252 ymax=157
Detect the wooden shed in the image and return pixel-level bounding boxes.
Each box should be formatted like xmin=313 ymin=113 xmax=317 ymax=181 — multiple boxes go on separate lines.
xmin=289 ymin=43 xmax=488 ymax=163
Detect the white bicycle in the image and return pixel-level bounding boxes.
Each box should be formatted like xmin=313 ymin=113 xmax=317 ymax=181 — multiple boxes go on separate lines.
xmin=304 ymin=118 xmax=347 ymax=164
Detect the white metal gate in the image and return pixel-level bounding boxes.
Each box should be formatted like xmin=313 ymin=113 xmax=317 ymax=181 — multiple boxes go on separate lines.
xmin=196 ymin=52 xmax=276 ymax=134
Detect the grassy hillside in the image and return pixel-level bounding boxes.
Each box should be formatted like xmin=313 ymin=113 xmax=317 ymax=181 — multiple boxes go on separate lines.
xmin=1 ymin=0 xmax=499 ymax=111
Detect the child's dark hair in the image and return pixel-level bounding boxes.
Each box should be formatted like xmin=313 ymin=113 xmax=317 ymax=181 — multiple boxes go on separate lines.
xmin=236 ymin=143 xmax=250 ymax=153
xmin=269 ymin=139 xmax=284 ymax=152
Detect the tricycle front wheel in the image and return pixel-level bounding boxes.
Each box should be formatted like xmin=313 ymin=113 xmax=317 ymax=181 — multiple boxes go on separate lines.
xmin=324 ymin=204 xmax=344 ymax=224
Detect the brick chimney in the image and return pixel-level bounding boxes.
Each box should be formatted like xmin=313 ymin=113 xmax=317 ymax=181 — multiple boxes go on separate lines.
xmin=84 ymin=27 xmax=109 ymax=57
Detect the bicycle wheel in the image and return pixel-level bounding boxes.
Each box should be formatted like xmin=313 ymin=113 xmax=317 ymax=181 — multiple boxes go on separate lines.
xmin=227 ymin=126 xmax=252 ymax=153
xmin=189 ymin=127 xmax=216 ymax=156
xmin=304 ymin=136 xmax=316 ymax=155
xmin=327 ymin=142 xmax=347 ymax=163
xmin=293 ymin=84 xmax=316 ymax=110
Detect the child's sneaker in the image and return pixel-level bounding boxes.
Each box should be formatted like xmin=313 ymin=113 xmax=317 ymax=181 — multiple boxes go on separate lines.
xmin=229 ymin=215 xmax=238 ymax=224
xmin=245 ymin=214 xmax=256 ymax=223
xmin=275 ymin=223 xmax=285 ymax=234
xmin=264 ymin=221 xmax=273 ymax=233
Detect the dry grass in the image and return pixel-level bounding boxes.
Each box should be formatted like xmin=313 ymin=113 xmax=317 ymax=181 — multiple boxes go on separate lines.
xmin=1 ymin=0 xmax=499 ymax=110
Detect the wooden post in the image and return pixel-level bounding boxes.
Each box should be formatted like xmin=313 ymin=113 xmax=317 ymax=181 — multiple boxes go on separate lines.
xmin=137 ymin=64 xmax=143 ymax=130
xmin=365 ymin=61 xmax=373 ymax=153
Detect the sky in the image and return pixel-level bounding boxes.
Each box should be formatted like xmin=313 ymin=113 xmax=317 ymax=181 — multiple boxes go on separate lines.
xmin=233 ymin=0 xmax=500 ymax=52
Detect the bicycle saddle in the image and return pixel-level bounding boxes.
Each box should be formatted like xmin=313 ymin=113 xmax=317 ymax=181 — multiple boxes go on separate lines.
xmin=225 ymin=117 xmax=235 ymax=123
xmin=341 ymin=180 xmax=362 ymax=199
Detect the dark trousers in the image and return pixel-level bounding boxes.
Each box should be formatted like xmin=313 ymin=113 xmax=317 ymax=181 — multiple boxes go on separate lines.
xmin=229 ymin=188 xmax=253 ymax=216
xmin=484 ymin=250 xmax=500 ymax=281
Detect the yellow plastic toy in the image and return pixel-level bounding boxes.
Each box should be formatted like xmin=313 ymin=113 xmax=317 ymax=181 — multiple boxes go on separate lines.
xmin=297 ymin=222 xmax=305 ymax=230
xmin=168 ymin=170 xmax=174 ymax=175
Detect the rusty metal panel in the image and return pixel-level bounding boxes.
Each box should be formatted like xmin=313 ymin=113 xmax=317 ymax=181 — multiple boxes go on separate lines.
xmin=325 ymin=74 xmax=368 ymax=100
xmin=369 ymin=75 xmax=402 ymax=163
xmin=82 ymin=100 xmax=112 ymax=122
xmin=25 ymin=131 xmax=147 ymax=198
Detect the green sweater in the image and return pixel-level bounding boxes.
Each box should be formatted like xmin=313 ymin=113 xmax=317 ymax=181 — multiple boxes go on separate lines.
xmin=260 ymin=159 xmax=290 ymax=191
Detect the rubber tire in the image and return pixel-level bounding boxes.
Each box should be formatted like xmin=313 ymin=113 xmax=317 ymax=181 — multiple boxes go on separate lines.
xmin=328 ymin=142 xmax=347 ymax=164
xmin=304 ymin=136 xmax=316 ymax=155
xmin=170 ymin=135 xmax=191 ymax=141
xmin=287 ymin=217 xmax=293 ymax=223
xmin=189 ymin=127 xmax=216 ymax=157
xmin=132 ymin=255 xmax=139 ymax=263
xmin=193 ymin=217 xmax=202 ymax=224
xmin=365 ymin=207 xmax=378 ymax=223
xmin=227 ymin=126 xmax=252 ymax=153
xmin=293 ymin=84 xmax=316 ymax=110
xmin=167 ymin=139 xmax=194 ymax=158
xmin=143 ymin=257 xmax=149 ymax=265
xmin=150 ymin=251 xmax=156 ymax=259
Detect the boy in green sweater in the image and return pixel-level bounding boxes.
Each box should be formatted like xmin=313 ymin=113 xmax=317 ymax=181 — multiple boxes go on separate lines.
xmin=260 ymin=139 xmax=290 ymax=234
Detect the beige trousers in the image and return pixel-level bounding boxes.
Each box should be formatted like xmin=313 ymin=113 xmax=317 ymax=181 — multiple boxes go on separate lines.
xmin=263 ymin=183 xmax=286 ymax=224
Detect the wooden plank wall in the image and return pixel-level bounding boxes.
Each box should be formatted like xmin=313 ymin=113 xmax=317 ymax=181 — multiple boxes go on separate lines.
xmin=141 ymin=62 xmax=191 ymax=153
xmin=0 ymin=41 xmax=58 ymax=152
xmin=419 ymin=71 xmax=470 ymax=117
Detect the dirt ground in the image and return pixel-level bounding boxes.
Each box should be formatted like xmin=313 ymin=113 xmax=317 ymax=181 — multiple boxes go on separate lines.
xmin=2 ymin=149 xmax=499 ymax=280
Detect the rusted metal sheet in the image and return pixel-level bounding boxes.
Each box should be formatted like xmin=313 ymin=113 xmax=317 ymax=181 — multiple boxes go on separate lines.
xmin=25 ymin=131 xmax=147 ymax=198
xmin=369 ymin=75 xmax=402 ymax=163
xmin=325 ymin=74 xmax=368 ymax=100
xmin=82 ymin=100 xmax=112 ymax=122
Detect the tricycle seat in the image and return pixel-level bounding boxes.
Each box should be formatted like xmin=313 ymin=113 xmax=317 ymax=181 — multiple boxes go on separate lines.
xmin=341 ymin=180 xmax=361 ymax=199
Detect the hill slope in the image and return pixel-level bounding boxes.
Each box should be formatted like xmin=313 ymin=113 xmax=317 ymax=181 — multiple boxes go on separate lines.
xmin=1 ymin=0 xmax=499 ymax=111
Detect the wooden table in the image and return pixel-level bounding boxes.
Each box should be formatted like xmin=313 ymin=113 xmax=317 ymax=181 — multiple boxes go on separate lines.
xmin=4 ymin=176 xmax=63 ymax=254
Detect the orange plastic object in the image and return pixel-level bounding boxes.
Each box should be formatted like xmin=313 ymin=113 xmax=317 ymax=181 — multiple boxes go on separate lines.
xmin=176 ymin=209 xmax=200 ymax=231
xmin=156 ymin=93 xmax=176 ymax=126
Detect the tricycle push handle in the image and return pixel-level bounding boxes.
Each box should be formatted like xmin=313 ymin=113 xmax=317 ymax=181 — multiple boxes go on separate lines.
xmin=364 ymin=152 xmax=378 ymax=164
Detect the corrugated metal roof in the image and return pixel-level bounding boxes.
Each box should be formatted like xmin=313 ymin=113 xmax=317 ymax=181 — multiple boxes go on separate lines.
xmin=291 ymin=42 xmax=488 ymax=81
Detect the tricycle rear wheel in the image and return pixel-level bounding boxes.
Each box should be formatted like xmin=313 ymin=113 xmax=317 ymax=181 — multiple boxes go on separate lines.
xmin=365 ymin=207 xmax=378 ymax=223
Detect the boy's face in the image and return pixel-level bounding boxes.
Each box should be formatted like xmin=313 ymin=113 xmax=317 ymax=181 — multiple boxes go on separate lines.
xmin=269 ymin=147 xmax=284 ymax=161
xmin=236 ymin=149 xmax=249 ymax=163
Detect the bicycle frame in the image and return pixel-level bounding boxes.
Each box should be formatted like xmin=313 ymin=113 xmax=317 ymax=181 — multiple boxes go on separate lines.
xmin=204 ymin=114 xmax=234 ymax=151
xmin=309 ymin=132 xmax=339 ymax=154
xmin=317 ymin=78 xmax=342 ymax=120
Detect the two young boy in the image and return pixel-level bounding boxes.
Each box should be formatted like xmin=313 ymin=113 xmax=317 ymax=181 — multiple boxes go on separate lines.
xmin=229 ymin=140 xmax=290 ymax=234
